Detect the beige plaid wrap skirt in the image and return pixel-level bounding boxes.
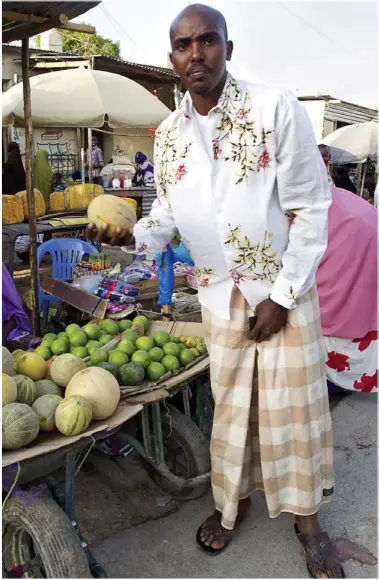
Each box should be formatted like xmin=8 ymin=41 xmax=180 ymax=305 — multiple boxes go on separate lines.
xmin=202 ymin=286 xmax=334 ymax=531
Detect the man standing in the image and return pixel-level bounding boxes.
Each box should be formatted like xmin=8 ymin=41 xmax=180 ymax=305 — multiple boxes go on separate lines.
xmin=88 ymin=4 xmax=343 ymax=577
xmin=88 ymin=134 xmax=104 ymax=185
xmin=318 ymin=144 xmax=335 ymax=186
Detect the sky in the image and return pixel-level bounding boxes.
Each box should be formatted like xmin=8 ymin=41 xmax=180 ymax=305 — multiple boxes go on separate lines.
xmin=72 ymin=0 xmax=376 ymax=108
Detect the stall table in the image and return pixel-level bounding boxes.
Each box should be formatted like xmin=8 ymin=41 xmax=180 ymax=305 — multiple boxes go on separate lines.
xmin=2 ymin=222 xmax=87 ymax=277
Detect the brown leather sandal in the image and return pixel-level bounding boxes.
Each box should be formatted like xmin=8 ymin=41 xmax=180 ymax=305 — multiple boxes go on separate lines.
xmin=196 ymin=510 xmax=245 ymax=556
xmin=294 ymin=523 xmax=345 ymax=578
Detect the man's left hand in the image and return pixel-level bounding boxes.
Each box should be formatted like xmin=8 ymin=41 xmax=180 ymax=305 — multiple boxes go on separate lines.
xmin=248 ymin=298 xmax=288 ymax=343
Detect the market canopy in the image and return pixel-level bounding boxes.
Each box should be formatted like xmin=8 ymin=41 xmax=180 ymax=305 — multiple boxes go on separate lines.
xmin=320 ymin=122 xmax=378 ymax=165
xmin=2 ymin=67 xmax=171 ymax=128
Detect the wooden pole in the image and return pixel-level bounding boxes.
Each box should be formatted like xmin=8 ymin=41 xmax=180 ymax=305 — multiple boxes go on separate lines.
xmin=22 ymin=37 xmax=40 ymax=336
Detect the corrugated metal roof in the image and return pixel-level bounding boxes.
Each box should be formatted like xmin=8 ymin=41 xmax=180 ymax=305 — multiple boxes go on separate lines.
xmin=325 ymin=101 xmax=377 ymax=124
xmin=2 ymin=43 xmax=179 ymax=82
xmin=2 ymin=2 xmax=100 ymax=43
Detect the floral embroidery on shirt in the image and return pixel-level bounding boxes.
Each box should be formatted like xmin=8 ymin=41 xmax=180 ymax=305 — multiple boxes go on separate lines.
xmin=136 ymin=242 xmax=147 ymax=253
xmin=142 ymin=217 xmax=161 ymax=230
xmin=213 ymin=78 xmax=274 ymax=184
xmin=195 ymin=266 xmax=214 ymax=288
xmin=212 ymin=138 xmax=222 ymax=161
xmin=155 ymin=126 xmax=192 ymax=196
xmin=225 ymin=226 xmax=281 ymax=283
xmin=285 ymin=212 xmax=296 ymax=226
xmin=287 ymin=286 xmax=297 ymax=301
xmin=175 ymin=164 xmax=187 ymax=182
xmin=258 ymin=150 xmax=271 ymax=170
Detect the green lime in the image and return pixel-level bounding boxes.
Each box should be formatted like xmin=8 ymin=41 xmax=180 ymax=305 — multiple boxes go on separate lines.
xmin=178 ymin=343 xmax=187 ymax=352
xmin=135 ymin=336 xmax=154 ymax=352
xmin=117 ymin=340 xmax=136 ymax=356
xmin=153 ymin=331 xmax=171 ymax=347
xmin=69 ymin=330 xmax=88 ymax=347
xmin=42 ymin=333 xmax=57 ymax=347
xmin=108 ymin=350 xmax=129 ymax=368
xmin=118 ymin=319 xmax=133 ymax=332
xmin=86 ymin=340 xmax=101 ymax=353
xmin=161 ymin=354 xmax=180 ymax=372
xmin=90 ymin=349 xmax=108 ymax=365
xmin=70 ymin=346 xmax=89 ymax=358
xmin=132 ymin=322 xmax=145 ymax=337
xmin=133 ymin=315 xmax=149 ymax=333
xmin=149 ymin=347 xmax=164 ymax=362
xmin=132 ymin=350 xmax=150 ymax=369
xmin=163 ymin=342 xmax=180 ymax=357
xmin=118 ymin=362 xmax=145 ymax=386
xmin=98 ymin=362 xmax=118 ymax=377
xmin=179 ymin=348 xmax=196 ymax=366
xmin=147 ymin=362 xmax=166 ymax=381
xmin=58 ymin=332 xmax=69 ymax=343
xmin=122 ymin=330 xmax=139 ymax=343
xmin=51 ymin=340 xmax=69 ymax=356
xmin=170 ymin=336 xmax=180 ymax=343
xmin=100 ymin=319 xmax=120 ymax=336
xmin=190 ymin=347 xmax=200 ymax=358
xmin=83 ymin=323 xmax=101 ymax=340
xmin=35 ymin=345 xmax=51 ymax=361
xmin=99 ymin=334 xmax=113 ymax=346
xmin=65 ymin=324 xmax=81 ymax=337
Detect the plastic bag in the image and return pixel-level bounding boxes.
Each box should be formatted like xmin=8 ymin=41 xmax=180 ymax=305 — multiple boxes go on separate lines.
xmin=71 ymin=275 xmax=103 ymax=295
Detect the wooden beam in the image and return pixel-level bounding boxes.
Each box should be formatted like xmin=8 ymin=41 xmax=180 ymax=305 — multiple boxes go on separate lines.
xmin=21 ymin=38 xmax=40 ymax=336
xmin=2 ymin=9 xmax=95 ymax=34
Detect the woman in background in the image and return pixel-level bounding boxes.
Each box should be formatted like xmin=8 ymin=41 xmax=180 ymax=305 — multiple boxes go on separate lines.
xmin=2 ymin=142 xmax=26 ymax=195
xmin=132 ymin=152 xmax=154 ymax=187
xmin=33 ymin=149 xmax=53 ymax=207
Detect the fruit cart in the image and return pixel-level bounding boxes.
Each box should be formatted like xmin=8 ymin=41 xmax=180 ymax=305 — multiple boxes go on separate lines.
xmin=2 ymin=402 xmax=142 ymax=579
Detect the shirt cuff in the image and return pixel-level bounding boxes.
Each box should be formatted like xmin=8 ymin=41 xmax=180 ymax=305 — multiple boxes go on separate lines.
xmin=269 ymin=275 xmax=297 ymax=310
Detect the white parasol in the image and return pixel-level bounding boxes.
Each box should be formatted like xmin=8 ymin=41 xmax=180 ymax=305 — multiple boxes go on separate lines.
xmin=320 ymin=122 xmax=378 ymax=165
xmin=2 ymin=67 xmax=171 ymax=128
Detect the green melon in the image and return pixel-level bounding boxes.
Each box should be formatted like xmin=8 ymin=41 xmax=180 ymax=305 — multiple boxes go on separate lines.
xmin=55 ymin=395 xmax=93 ymax=436
xmin=2 ymin=347 xmax=16 ymax=376
xmin=32 ymin=394 xmax=63 ymax=432
xmin=118 ymin=362 xmax=145 ymax=386
xmin=13 ymin=375 xmax=37 ymax=406
xmin=35 ymin=379 xmax=62 ymax=398
xmin=2 ymin=374 xmax=17 ymax=407
xmin=2 ymin=403 xmax=40 ymax=450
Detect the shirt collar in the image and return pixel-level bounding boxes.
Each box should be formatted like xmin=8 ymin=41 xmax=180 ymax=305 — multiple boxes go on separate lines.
xmin=178 ymin=73 xmax=242 ymax=120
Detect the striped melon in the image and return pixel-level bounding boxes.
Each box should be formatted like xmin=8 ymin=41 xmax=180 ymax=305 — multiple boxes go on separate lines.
xmin=13 ymin=375 xmax=37 ymax=406
xmin=32 ymin=394 xmax=63 ymax=432
xmin=35 ymin=379 xmax=62 ymax=398
xmin=2 ymin=347 xmax=16 ymax=377
xmin=2 ymin=374 xmax=17 ymax=407
xmin=2 ymin=403 xmax=40 ymax=450
xmin=55 ymin=395 xmax=92 ymax=436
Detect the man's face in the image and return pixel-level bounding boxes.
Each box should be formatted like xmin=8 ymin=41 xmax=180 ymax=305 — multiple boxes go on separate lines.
xmin=319 ymin=146 xmax=331 ymax=168
xmin=170 ymin=10 xmax=233 ymax=95
xmin=92 ymin=137 xmax=97 ymax=149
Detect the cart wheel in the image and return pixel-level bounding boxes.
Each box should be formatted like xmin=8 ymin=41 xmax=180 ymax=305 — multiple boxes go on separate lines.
xmin=141 ymin=405 xmax=211 ymax=500
xmin=3 ymin=491 xmax=91 ymax=578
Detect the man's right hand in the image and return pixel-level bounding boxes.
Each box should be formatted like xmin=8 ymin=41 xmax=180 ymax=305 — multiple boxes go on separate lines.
xmin=85 ymin=223 xmax=134 ymax=247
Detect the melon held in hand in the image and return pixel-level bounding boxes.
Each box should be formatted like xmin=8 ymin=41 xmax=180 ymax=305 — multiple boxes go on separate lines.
xmin=87 ymin=195 xmax=136 ymax=237
xmin=65 ymin=367 xmax=120 ymax=420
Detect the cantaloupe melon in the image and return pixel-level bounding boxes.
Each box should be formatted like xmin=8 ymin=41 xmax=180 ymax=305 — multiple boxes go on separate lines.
xmin=2 ymin=347 xmax=16 ymax=376
xmin=87 ymin=195 xmax=136 ymax=238
xmin=44 ymin=356 xmax=57 ymax=380
xmin=65 ymin=367 xmax=120 ymax=420
xmin=16 ymin=352 xmax=46 ymax=381
xmin=2 ymin=374 xmax=17 ymax=407
xmin=35 ymin=379 xmax=62 ymax=398
xmin=2 ymin=403 xmax=40 ymax=450
xmin=55 ymin=395 xmax=93 ymax=436
xmin=50 ymin=354 xmax=86 ymax=387
xmin=13 ymin=375 xmax=37 ymax=406
xmin=32 ymin=394 xmax=63 ymax=432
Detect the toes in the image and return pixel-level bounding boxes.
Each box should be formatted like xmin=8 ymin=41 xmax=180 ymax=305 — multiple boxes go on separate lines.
xmin=211 ymin=539 xmax=225 ymax=550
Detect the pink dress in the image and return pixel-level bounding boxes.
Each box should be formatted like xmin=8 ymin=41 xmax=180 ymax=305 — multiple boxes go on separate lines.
xmin=316 ymin=188 xmax=377 ymax=392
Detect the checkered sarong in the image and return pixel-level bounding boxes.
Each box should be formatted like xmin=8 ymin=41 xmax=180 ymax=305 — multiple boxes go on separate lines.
xmin=202 ymin=286 xmax=334 ymax=530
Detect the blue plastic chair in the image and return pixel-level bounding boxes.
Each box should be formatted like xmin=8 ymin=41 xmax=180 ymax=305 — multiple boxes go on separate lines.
xmin=37 ymin=238 xmax=98 ymax=326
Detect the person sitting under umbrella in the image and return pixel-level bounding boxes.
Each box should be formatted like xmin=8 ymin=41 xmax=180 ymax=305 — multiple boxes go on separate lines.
xmin=2 ymin=142 xmax=26 ymax=196
xmin=132 ymin=152 xmax=154 ymax=187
